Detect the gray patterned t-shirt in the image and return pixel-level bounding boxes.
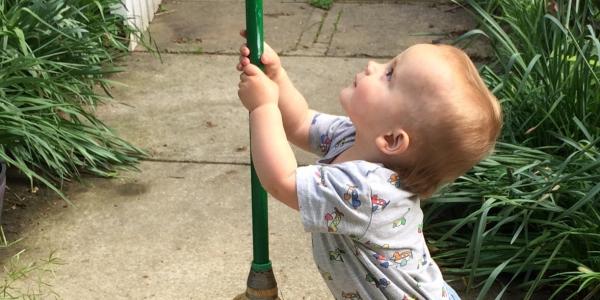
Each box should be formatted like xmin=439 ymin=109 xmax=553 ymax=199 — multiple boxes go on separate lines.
xmin=296 ymin=113 xmax=451 ymax=300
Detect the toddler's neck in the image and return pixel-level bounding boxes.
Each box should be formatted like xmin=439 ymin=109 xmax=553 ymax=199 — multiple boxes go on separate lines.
xmin=331 ymin=140 xmax=386 ymax=165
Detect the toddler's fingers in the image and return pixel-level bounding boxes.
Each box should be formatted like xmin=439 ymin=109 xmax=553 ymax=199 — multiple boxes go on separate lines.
xmin=242 ymin=64 xmax=261 ymax=76
xmin=261 ymin=44 xmax=277 ymax=65
xmin=239 ymin=56 xmax=250 ymax=66
xmin=260 ymin=54 xmax=269 ymax=64
xmin=261 ymin=55 xmax=275 ymax=66
xmin=239 ymin=44 xmax=249 ymax=56
xmin=239 ymin=29 xmax=247 ymax=38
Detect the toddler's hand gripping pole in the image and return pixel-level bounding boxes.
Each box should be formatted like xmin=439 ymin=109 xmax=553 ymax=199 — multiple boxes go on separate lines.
xmin=234 ymin=1 xmax=279 ymax=299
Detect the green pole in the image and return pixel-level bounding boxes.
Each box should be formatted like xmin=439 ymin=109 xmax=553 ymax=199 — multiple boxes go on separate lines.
xmin=245 ymin=0 xmax=272 ymax=273
xmin=234 ymin=1 xmax=278 ymax=300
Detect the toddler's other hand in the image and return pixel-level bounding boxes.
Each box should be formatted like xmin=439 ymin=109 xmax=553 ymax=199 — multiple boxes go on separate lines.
xmin=238 ymin=64 xmax=279 ymax=112
xmin=237 ymin=30 xmax=282 ymax=80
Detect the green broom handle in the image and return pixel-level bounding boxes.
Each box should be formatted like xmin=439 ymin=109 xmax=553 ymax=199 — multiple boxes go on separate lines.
xmin=245 ymin=0 xmax=272 ymax=272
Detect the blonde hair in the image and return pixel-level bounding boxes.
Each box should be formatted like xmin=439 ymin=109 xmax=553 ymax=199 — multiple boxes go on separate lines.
xmin=398 ymin=45 xmax=502 ymax=198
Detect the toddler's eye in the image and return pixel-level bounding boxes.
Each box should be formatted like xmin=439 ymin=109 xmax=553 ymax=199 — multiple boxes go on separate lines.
xmin=386 ymin=68 xmax=394 ymax=81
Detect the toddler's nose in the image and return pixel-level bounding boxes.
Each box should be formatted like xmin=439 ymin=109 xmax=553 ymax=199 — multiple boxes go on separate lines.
xmin=365 ymin=60 xmax=376 ymax=75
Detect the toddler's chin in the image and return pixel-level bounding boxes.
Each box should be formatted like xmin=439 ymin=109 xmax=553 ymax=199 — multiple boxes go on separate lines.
xmin=339 ymin=89 xmax=350 ymax=106
xmin=340 ymin=86 xmax=352 ymax=100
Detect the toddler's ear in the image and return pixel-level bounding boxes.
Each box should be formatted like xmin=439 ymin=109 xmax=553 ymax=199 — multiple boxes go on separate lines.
xmin=376 ymin=129 xmax=409 ymax=155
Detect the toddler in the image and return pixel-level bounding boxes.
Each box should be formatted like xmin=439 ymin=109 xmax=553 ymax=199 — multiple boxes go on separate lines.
xmin=237 ymin=32 xmax=502 ymax=299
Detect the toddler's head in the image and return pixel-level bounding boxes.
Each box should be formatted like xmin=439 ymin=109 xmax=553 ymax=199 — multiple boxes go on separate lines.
xmin=340 ymin=44 xmax=502 ymax=198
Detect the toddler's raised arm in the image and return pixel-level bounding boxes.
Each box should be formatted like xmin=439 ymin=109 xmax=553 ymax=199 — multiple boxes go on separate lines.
xmin=237 ymin=31 xmax=315 ymax=151
xmin=271 ymin=68 xmax=316 ymax=152
xmin=238 ymin=63 xmax=299 ymax=210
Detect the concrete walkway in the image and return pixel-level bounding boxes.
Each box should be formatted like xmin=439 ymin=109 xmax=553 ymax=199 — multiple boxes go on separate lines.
xmin=1 ymin=1 xmax=487 ymax=299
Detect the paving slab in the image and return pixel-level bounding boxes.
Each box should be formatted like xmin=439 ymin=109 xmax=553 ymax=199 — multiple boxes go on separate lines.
xmin=327 ymin=2 xmax=488 ymax=58
xmin=146 ymin=0 xmax=319 ymax=54
xmin=145 ymin=0 xmax=488 ymax=59
xmin=99 ymin=52 xmax=371 ymax=166
xmin=0 ymin=1 xmax=498 ymax=299
xmin=1 ymin=162 xmax=331 ymax=299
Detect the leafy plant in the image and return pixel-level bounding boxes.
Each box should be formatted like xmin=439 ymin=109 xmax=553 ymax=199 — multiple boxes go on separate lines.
xmin=427 ymin=140 xmax=599 ymax=299
xmin=459 ymin=0 xmax=600 ymax=149
xmin=1 ymin=227 xmax=62 ymax=299
xmin=0 ymin=0 xmax=147 ymax=198
xmin=310 ymin=0 xmax=334 ymax=10
xmin=425 ymin=0 xmax=600 ymax=298
xmin=552 ymin=265 xmax=600 ymax=299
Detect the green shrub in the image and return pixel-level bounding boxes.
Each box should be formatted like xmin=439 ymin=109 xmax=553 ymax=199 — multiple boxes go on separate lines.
xmin=310 ymin=0 xmax=333 ymax=10
xmin=427 ymin=141 xmax=599 ymax=299
xmin=0 ymin=0 xmax=147 ymax=197
xmin=465 ymin=0 xmax=599 ymax=149
xmin=425 ymin=0 xmax=600 ymax=298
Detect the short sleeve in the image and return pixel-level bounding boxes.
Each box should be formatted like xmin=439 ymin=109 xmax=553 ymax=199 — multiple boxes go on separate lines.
xmin=308 ymin=113 xmax=354 ymax=157
xmin=296 ymin=162 xmax=374 ymax=238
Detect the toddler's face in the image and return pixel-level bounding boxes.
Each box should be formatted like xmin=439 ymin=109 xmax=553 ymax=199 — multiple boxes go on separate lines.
xmin=339 ymin=55 xmax=401 ymax=134
xmin=339 ymin=44 xmax=452 ymax=136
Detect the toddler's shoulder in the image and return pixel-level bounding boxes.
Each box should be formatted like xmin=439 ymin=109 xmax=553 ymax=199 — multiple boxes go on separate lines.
xmin=311 ymin=112 xmax=350 ymax=126
xmin=331 ymin=161 xmax=416 ymax=198
xmin=365 ymin=165 xmax=417 ymax=201
xmin=311 ymin=114 xmax=356 ymax=162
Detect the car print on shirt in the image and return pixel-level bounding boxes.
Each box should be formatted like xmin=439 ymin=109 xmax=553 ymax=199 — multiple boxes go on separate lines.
xmin=417 ymin=253 xmax=429 ymax=269
xmin=371 ymin=195 xmax=390 ymax=212
xmin=372 ymin=253 xmax=391 ymax=268
xmin=343 ymin=185 xmax=361 ymax=209
xmin=329 ymin=248 xmax=346 ymax=262
xmin=314 ymin=166 xmax=327 ymax=187
xmin=317 ymin=265 xmax=333 ymax=280
xmin=341 ymin=291 xmax=362 ymax=299
xmin=366 ymin=273 xmax=390 ymax=289
xmin=388 ymin=173 xmax=402 ymax=188
xmin=334 ymin=136 xmax=353 ymax=149
xmin=365 ymin=241 xmax=390 ymax=251
xmin=324 ymin=207 xmax=344 ymax=232
xmin=393 ymin=208 xmax=411 ymax=228
xmin=391 ymin=249 xmax=414 ymax=267
xmin=320 ymin=134 xmax=332 ymax=153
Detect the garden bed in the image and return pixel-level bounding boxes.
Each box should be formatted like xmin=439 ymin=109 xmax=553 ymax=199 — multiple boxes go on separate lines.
xmin=426 ymin=1 xmax=600 ymax=299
